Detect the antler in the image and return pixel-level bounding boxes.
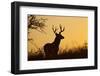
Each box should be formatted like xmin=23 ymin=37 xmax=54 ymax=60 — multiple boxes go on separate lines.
xmin=59 ymin=24 xmax=65 ymax=34
xmin=52 ymin=25 xmax=58 ymax=34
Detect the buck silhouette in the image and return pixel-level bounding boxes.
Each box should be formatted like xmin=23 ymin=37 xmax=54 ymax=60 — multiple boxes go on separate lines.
xmin=44 ymin=25 xmax=65 ymax=59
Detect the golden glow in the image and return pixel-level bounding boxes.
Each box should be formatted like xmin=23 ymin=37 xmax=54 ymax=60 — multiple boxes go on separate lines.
xmin=28 ymin=15 xmax=88 ymax=53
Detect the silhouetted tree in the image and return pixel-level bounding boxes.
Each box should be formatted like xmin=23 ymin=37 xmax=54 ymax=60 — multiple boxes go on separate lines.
xmin=28 ymin=15 xmax=47 ymax=41
xmin=28 ymin=15 xmax=47 ymax=32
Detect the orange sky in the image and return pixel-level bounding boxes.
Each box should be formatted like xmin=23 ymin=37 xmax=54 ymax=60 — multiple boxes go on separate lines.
xmin=28 ymin=15 xmax=88 ymax=52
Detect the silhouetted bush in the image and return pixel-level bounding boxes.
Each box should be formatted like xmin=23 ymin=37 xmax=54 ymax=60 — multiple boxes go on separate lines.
xmin=28 ymin=43 xmax=88 ymax=61
xmin=28 ymin=48 xmax=44 ymax=60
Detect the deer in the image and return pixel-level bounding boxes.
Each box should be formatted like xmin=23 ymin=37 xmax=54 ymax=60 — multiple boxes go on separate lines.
xmin=44 ymin=25 xmax=65 ymax=59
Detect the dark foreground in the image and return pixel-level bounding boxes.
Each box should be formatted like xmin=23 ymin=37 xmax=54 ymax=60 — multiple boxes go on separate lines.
xmin=28 ymin=47 xmax=88 ymax=61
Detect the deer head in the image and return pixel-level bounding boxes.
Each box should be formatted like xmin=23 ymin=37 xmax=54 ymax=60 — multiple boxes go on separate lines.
xmin=52 ymin=24 xmax=65 ymax=39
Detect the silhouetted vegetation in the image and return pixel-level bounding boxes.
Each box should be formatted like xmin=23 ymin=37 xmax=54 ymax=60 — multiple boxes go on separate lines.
xmin=28 ymin=15 xmax=48 ymax=45
xmin=28 ymin=15 xmax=47 ymax=32
xmin=28 ymin=48 xmax=44 ymax=60
xmin=28 ymin=43 xmax=88 ymax=61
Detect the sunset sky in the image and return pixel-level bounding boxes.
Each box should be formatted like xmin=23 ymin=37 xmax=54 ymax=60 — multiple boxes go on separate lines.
xmin=28 ymin=15 xmax=88 ymax=53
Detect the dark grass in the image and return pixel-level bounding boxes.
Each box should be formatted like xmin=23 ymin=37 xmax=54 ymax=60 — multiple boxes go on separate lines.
xmin=28 ymin=44 xmax=88 ymax=61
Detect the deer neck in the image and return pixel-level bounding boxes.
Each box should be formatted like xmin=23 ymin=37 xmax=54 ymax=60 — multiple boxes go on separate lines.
xmin=53 ymin=37 xmax=61 ymax=47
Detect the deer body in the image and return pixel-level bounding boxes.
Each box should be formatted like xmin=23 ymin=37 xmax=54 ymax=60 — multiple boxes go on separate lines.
xmin=44 ymin=25 xmax=65 ymax=59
